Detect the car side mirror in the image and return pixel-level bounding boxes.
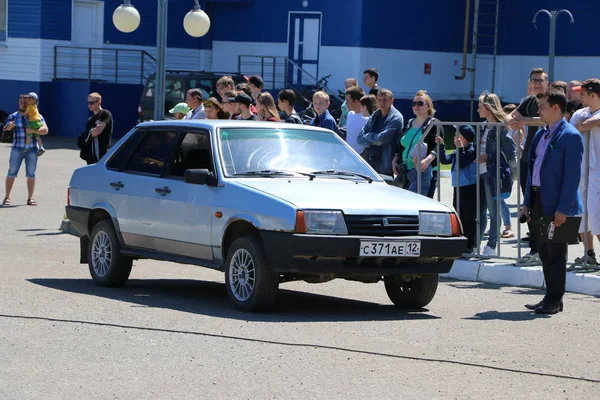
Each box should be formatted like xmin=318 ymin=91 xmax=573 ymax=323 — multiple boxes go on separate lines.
xmin=185 ymin=169 xmax=216 ymax=186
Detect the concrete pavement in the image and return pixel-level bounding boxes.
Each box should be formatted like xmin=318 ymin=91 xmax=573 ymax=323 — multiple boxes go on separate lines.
xmin=1 ymin=138 xmax=600 ymax=399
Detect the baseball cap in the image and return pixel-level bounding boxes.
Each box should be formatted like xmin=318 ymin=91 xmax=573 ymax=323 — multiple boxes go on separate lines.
xmin=27 ymin=92 xmax=38 ymax=101
xmin=457 ymin=125 xmax=475 ymax=142
xmin=572 ymin=79 xmax=600 ymax=95
xmin=169 ymin=102 xmax=191 ymax=115
xmin=230 ymin=92 xmax=253 ymax=107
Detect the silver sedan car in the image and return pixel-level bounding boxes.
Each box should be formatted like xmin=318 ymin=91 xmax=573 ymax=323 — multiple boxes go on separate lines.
xmin=66 ymin=120 xmax=466 ymax=312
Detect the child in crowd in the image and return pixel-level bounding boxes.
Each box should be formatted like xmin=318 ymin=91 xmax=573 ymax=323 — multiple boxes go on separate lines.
xmin=169 ymin=102 xmax=191 ymax=120
xmin=435 ymin=125 xmax=479 ymax=253
xmin=24 ymin=92 xmax=45 ymax=156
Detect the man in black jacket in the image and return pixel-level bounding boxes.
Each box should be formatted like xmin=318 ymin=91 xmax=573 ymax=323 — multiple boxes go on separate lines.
xmin=82 ymin=92 xmax=113 ymax=165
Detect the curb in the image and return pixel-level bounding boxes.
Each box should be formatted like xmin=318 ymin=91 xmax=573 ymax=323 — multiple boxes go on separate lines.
xmin=442 ymin=259 xmax=600 ymax=297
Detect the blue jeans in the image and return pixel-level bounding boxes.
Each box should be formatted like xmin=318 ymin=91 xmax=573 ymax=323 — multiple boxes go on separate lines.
xmin=479 ymin=175 xmax=498 ymax=249
xmin=7 ymin=147 xmax=38 ymax=179
xmin=501 ymin=199 xmax=511 ymax=227
xmin=407 ymin=165 xmax=432 ymax=196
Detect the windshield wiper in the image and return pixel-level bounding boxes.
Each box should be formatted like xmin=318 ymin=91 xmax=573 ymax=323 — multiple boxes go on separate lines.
xmin=234 ymin=170 xmax=316 ymax=179
xmin=310 ymin=169 xmax=373 ymax=183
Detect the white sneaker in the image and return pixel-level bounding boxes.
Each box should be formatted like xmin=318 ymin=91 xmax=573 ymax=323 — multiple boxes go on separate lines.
xmin=482 ymin=245 xmax=496 ymax=257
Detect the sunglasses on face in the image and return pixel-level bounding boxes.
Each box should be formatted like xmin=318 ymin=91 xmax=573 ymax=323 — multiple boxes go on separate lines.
xmin=529 ymin=78 xmax=546 ymax=84
xmin=412 ymin=101 xmax=425 ymax=107
xmin=87 ymin=100 xmax=98 ymax=105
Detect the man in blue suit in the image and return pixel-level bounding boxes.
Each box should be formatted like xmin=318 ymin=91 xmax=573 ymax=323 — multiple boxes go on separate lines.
xmin=519 ymin=89 xmax=584 ymax=315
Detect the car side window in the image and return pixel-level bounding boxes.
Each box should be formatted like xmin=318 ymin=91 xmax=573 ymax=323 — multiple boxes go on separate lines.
xmin=125 ymin=130 xmax=178 ymax=176
xmin=167 ymin=131 xmax=213 ymax=178
xmin=106 ymin=131 xmax=145 ymax=171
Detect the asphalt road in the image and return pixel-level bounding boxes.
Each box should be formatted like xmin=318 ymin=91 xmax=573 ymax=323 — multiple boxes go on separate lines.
xmin=1 ymin=139 xmax=599 ymax=399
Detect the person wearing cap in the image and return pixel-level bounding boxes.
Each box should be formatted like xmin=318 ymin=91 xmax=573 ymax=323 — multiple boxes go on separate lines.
xmin=23 ymin=92 xmax=45 ymax=156
xmin=436 ymin=125 xmax=479 ymax=254
xmin=169 ymin=102 xmax=190 ymax=120
xmin=570 ymin=78 xmax=600 ymax=265
xmin=221 ymin=91 xmax=240 ymax=120
xmin=231 ymin=93 xmax=256 ymax=121
xmin=519 ymin=89 xmax=584 ymax=315
xmin=2 ymin=94 xmax=49 ymax=207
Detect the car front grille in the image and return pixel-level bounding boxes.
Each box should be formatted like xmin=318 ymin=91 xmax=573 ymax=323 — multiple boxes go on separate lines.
xmin=345 ymin=215 xmax=420 ymax=237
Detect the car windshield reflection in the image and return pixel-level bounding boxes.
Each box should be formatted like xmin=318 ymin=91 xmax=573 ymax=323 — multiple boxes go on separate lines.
xmin=217 ymin=128 xmax=379 ymax=180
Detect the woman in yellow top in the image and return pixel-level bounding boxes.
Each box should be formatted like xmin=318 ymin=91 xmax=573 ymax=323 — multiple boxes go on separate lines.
xmin=24 ymin=92 xmax=45 ymax=156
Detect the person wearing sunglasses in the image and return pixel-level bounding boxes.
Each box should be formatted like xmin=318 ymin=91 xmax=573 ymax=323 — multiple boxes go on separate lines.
xmin=80 ymin=92 xmax=113 ymax=165
xmin=393 ymin=90 xmax=443 ymax=196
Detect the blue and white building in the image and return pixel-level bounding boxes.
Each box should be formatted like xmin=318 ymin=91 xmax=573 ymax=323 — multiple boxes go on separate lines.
xmin=0 ymin=0 xmax=597 ymax=137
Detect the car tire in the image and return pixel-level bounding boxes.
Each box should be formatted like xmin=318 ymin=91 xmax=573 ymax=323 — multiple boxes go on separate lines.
xmin=224 ymin=236 xmax=279 ymax=312
xmin=384 ymin=274 xmax=439 ymax=308
xmin=88 ymin=220 xmax=133 ymax=287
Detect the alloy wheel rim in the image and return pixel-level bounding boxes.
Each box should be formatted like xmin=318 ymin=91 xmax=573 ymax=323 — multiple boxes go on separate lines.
xmin=229 ymin=248 xmax=256 ymax=302
xmin=92 ymin=231 xmax=112 ymax=277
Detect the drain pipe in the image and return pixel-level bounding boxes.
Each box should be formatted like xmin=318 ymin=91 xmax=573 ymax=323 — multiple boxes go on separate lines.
xmin=455 ymin=0 xmax=471 ymax=80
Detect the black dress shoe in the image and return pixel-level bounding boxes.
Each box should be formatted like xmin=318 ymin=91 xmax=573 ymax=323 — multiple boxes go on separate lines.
xmin=525 ymin=300 xmax=563 ymax=312
xmin=525 ymin=300 xmax=544 ymax=310
xmin=535 ymin=302 xmax=563 ymax=314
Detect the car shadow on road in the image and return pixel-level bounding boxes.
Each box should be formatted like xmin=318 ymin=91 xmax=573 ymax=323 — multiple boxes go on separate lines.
xmin=27 ymin=278 xmax=442 ymax=323
xmin=441 ymin=278 xmax=544 ymax=296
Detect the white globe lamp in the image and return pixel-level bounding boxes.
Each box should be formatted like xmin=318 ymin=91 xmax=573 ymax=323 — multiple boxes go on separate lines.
xmin=112 ymin=3 xmax=141 ymax=33
xmin=183 ymin=5 xmax=211 ymax=38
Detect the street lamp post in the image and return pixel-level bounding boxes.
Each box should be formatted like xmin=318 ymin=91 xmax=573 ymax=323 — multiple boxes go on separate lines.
xmin=532 ymin=9 xmax=574 ymax=83
xmin=113 ymin=0 xmax=211 ymax=121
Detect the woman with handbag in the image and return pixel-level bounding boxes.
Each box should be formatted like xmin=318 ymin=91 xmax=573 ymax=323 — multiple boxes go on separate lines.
xmin=477 ymin=91 xmax=517 ymax=256
xmin=392 ymin=90 xmax=442 ymax=196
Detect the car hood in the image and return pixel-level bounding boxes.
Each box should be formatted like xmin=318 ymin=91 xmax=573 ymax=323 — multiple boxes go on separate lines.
xmin=233 ymin=178 xmax=453 ymax=215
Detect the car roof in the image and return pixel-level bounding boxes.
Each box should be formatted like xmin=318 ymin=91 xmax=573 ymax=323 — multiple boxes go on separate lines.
xmin=136 ymin=119 xmax=335 ymax=134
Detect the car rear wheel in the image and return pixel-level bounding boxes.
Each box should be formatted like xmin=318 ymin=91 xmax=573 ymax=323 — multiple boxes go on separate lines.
xmin=88 ymin=220 xmax=132 ymax=287
xmin=384 ymin=274 xmax=439 ymax=308
xmin=224 ymin=236 xmax=279 ymax=312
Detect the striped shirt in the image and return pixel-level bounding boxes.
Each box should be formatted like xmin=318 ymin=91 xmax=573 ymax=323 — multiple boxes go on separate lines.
xmin=7 ymin=111 xmax=45 ymax=150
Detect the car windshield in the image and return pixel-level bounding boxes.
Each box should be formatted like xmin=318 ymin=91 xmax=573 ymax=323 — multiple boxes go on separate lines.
xmin=218 ymin=127 xmax=379 ymax=180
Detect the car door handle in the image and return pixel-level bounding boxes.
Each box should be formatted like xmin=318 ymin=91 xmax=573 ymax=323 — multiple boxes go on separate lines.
xmin=155 ymin=186 xmax=172 ymax=196
xmin=109 ymin=181 xmax=124 ymax=190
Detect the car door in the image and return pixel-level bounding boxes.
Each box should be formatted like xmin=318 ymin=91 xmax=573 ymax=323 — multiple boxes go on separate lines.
xmin=156 ymin=129 xmax=216 ymax=261
xmin=116 ymin=128 xmax=179 ymax=250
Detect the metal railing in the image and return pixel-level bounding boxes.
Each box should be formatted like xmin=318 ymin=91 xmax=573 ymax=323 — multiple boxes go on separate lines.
xmin=407 ymin=120 xmax=598 ymax=271
xmin=53 ymin=46 xmax=157 ymax=85
xmin=237 ymin=55 xmax=288 ymax=90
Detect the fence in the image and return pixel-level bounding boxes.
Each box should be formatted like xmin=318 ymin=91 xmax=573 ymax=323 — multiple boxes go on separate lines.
xmin=53 ymin=46 xmax=157 ymax=85
xmin=409 ymin=120 xmax=598 ymax=271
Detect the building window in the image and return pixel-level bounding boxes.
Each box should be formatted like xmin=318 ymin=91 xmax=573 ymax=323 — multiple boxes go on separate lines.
xmin=0 ymin=0 xmax=6 ymax=45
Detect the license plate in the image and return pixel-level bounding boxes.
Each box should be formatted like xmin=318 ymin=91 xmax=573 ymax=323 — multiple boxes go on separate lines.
xmin=359 ymin=241 xmax=421 ymax=257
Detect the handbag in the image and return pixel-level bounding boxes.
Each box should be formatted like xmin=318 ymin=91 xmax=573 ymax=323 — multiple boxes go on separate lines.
xmin=77 ymin=129 xmax=92 ymax=162
xmin=488 ymin=151 xmax=513 ymax=200
xmin=393 ymin=118 xmax=432 ymax=188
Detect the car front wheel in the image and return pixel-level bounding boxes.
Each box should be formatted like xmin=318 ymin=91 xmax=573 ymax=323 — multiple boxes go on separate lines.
xmin=384 ymin=274 xmax=439 ymax=308
xmin=88 ymin=220 xmax=133 ymax=287
xmin=224 ymin=236 xmax=279 ymax=312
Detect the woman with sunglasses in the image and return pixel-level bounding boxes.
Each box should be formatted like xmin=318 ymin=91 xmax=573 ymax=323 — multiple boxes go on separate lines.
xmin=203 ymin=97 xmax=228 ymax=120
xmin=477 ymin=91 xmax=517 ymax=257
xmin=256 ymin=92 xmax=281 ymax=122
xmin=393 ymin=90 xmax=443 ymax=196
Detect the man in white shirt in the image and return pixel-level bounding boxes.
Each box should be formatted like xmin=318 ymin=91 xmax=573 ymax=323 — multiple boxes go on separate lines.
xmin=344 ymin=86 xmax=368 ymax=153
xmin=572 ymin=79 xmax=600 ymax=264
xmin=184 ymin=88 xmax=206 ymax=120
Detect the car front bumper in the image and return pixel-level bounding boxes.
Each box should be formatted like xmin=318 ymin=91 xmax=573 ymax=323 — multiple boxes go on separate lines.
xmin=261 ymin=232 xmax=466 ymax=276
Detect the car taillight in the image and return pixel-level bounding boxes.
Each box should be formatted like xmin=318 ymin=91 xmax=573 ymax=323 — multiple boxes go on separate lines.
xmin=67 ymin=187 xmax=71 ymax=206
xmin=451 ymin=213 xmax=462 ymax=236
xmin=295 ymin=210 xmax=307 ymax=233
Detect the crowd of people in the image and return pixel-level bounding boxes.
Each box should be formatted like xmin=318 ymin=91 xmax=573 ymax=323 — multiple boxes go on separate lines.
xmin=2 ymin=66 xmax=600 ymax=314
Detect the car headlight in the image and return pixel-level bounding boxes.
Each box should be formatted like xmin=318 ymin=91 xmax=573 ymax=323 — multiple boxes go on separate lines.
xmin=419 ymin=212 xmax=452 ymax=236
xmin=297 ymin=210 xmax=348 ymax=234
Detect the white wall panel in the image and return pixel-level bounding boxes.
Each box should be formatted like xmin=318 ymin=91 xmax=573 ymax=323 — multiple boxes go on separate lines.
xmin=0 ymin=38 xmax=41 ymax=81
